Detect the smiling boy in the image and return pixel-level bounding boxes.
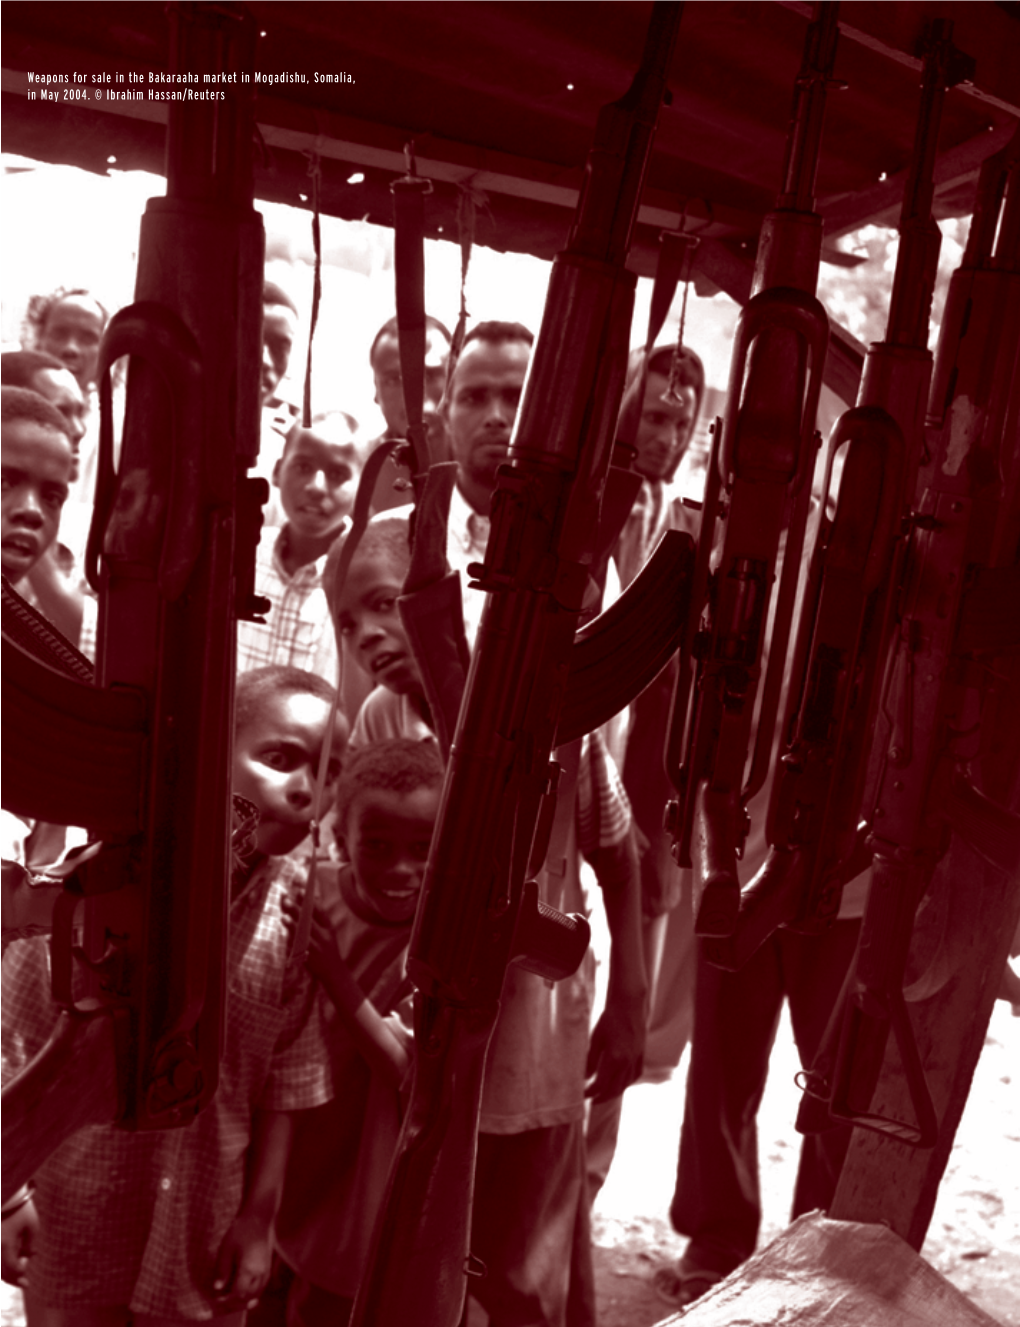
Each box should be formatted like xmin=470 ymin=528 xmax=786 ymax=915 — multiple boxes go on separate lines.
xmin=237 ymin=422 xmax=360 ymax=680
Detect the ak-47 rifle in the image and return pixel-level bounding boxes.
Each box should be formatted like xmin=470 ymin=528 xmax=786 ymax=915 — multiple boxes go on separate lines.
xmin=350 ymin=7 xmax=683 ymax=1324
xmin=825 ymin=120 xmax=1020 ymax=1148
xmin=2 ymin=2 xmax=264 ymax=1197
xmin=664 ymin=1 xmax=837 ymax=936
xmin=702 ymin=21 xmax=973 ymax=972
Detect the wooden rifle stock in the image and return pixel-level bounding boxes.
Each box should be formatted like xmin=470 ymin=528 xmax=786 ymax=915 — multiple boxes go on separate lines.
xmin=350 ymin=7 xmax=683 ymax=1324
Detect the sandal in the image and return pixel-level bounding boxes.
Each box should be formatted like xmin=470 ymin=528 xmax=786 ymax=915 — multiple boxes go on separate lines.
xmin=652 ymin=1264 xmax=723 ymax=1309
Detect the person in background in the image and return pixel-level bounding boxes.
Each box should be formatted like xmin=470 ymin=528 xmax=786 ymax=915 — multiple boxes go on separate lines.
xmin=366 ymin=313 xmax=451 ymax=511
xmin=586 ymin=344 xmax=707 ymax=1202
xmin=24 ymin=290 xmax=111 ymax=563
xmin=254 ymin=281 xmax=302 ymax=531
xmin=1 ymin=665 xmax=343 ymax=1323
xmin=237 ymin=419 xmax=359 ymax=685
xmin=28 ymin=290 xmax=108 ymax=396
xmin=441 ymin=319 xmax=533 ymax=645
xmin=274 ymin=737 xmax=445 ymax=1327
xmin=652 ymin=424 xmax=862 ymax=1310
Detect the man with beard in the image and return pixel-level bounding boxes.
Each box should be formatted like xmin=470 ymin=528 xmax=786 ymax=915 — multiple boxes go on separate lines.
xmin=443 ymin=320 xmax=532 ymax=644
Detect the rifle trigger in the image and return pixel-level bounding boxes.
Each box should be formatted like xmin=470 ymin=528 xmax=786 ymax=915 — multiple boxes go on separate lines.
xmin=465 ymin=1253 xmax=487 ymax=1279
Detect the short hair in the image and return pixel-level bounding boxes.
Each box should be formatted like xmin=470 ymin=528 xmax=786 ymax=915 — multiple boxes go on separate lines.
xmin=234 ymin=665 xmax=337 ymax=737
xmin=1 ymin=386 xmax=72 ymax=440
xmin=1 ymin=350 xmax=68 ymax=388
xmin=369 ymin=314 xmax=453 ymax=370
xmin=335 ymin=737 xmax=444 ymax=829
xmin=281 ymin=416 xmax=357 ymax=460
xmin=323 ymin=514 xmax=411 ymax=612
xmin=638 ymin=344 xmax=705 ymax=409
xmin=26 ymin=289 xmax=109 ymax=342
xmin=263 ymin=280 xmax=299 ymax=318
xmin=461 ymin=320 xmax=534 ymax=351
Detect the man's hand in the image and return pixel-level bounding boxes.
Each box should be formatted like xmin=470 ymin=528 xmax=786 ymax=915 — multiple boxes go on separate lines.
xmin=1 ymin=1195 xmax=38 ymax=1288
xmin=585 ymin=984 xmax=646 ymax=1104
xmin=210 ymin=1209 xmax=274 ymax=1311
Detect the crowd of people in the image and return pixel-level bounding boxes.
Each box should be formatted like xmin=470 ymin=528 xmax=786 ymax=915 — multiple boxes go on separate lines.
xmin=2 ymin=276 xmax=863 ymax=1327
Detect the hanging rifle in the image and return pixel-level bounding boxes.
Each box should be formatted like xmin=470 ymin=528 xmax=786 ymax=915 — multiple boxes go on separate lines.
xmin=826 ymin=120 xmax=1020 ymax=1147
xmin=2 ymin=2 xmax=263 ymax=1197
xmin=703 ymin=21 xmax=971 ymax=971
xmin=350 ymin=7 xmax=683 ymax=1324
xmin=664 ymin=1 xmax=837 ymax=937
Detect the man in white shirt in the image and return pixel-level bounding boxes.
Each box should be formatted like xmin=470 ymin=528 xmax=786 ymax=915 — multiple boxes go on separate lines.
xmin=442 ymin=320 xmax=534 ymax=646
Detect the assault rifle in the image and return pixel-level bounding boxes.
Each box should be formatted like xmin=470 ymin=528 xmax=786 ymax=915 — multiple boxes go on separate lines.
xmin=664 ymin=1 xmax=838 ymax=936
xmin=350 ymin=7 xmax=684 ymax=1324
xmin=2 ymin=2 xmax=264 ymax=1197
xmin=701 ymin=21 xmax=972 ymax=972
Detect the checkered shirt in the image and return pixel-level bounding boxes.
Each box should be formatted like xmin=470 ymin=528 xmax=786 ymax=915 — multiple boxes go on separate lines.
xmin=1 ymin=854 xmax=333 ymax=1317
xmin=236 ymin=524 xmax=341 ymax=682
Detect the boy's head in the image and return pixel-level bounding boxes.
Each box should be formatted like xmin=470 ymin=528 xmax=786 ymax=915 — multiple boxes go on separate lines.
xmin=34 ymin=290 xmax=108 ymax=392
xmin=334 ymin=738 xmax=444 ymax=922
xmin=1 ymin=351 xmax=89 ymax=461
xmin=274 ymin=422 xmax=359 ymax=544
xmin=1 ymin=386 xmax=75 ymax=583
xmin=233 ymin=666 xmax=348 ymax=857
xmin=325 ymin=515 xmax=422 ymax=696
xmin=261 ymin=281 xmax=299 ymax=406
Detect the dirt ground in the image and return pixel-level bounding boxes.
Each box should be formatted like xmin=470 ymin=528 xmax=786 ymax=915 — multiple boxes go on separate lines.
xmin=4 ymin=1005 xmax=1016 ymax=1327
xmin=587 ymin=1001 xmax=1020 ymax=1327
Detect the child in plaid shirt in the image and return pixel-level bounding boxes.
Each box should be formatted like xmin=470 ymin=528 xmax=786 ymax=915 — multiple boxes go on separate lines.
xmin=1 ymin=666 xmax=347 ymax=1326
xmin=236 ymin=423 xmax=360 ymax=682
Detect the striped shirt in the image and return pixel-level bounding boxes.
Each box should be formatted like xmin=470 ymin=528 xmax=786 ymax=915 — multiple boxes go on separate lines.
xmin=1 ymin=854 xmax=333 ymax=1317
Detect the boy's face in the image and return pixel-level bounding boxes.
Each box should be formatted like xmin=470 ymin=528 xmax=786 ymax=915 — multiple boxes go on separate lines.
xmin=332 ymin=549 xmax=421 ymax=695
xmin=39 ymin=295 xmax=105 ymax=391
xmin=633 ymin=371 xmax=698 ymax=481
xmin=1 ymin=419 xmax=73 ymax=582
xmin=233 ymin=690 xmax=347 ymax=857
xmin=261 ymin=302 xmax=298 ymax=405
xmin=340 ymin=785 xmax=439 ymax=923
xmin=274 ymin=431 xmax=357 ymax=541
xmin=31 ymin=367 xmax=89 ymax=457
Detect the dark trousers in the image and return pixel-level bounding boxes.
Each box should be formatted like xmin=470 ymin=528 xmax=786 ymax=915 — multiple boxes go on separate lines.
xmin=669 ymin=920 xmax=860 ymax=1276
xmin=468 ymin=1121 xmax=595 ymax=1327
